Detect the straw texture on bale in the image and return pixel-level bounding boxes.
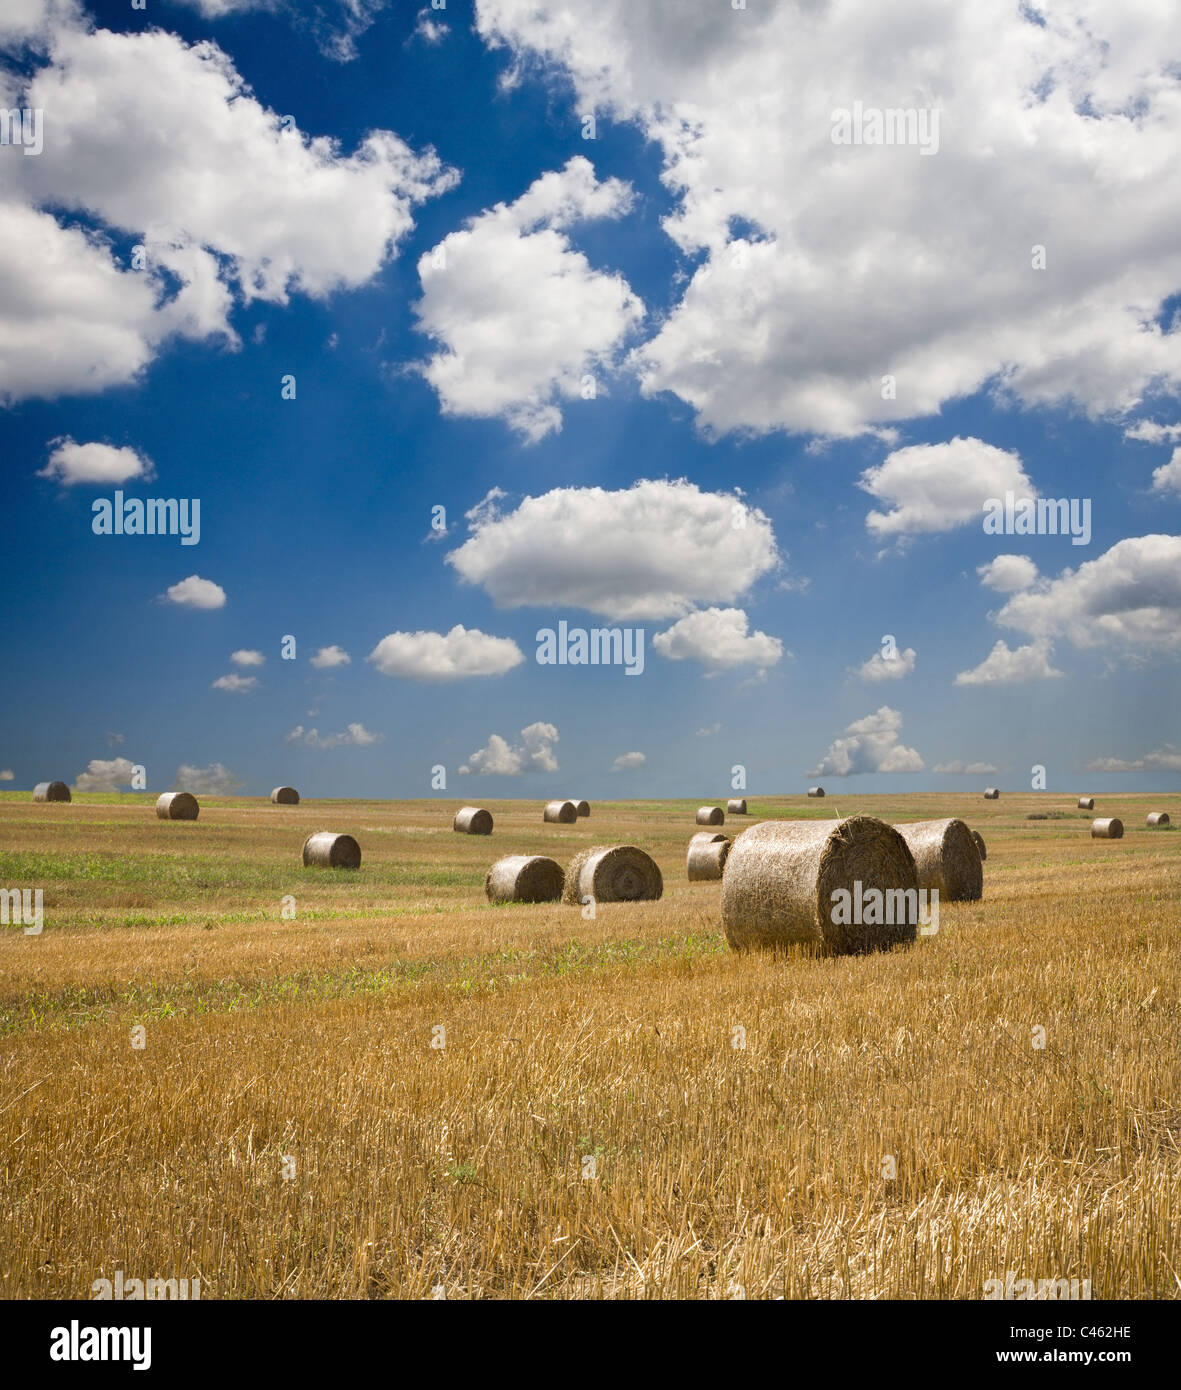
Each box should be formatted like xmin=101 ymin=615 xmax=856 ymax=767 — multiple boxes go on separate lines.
xmin=33 ymin=781 xmax=71 ymax=802
xmin=696 ymin=805 xmax=724 ymax=826
xmin=562 ymin=845 xmax=663 ymax=905
xmin=984 ymin=787 xmax=1000 ymax=799
xmin=271 ymin=786 xmax=300 ymax=805
xmin=687 ymin=837 xmax=730 ymax=882
xmin=721 ymin=815 xmax=918 ymax=955
xmin=1091 ymin=817 xmax=1123 ymax=839
xmin=453 ymin=806 xmax=493 ymax=835
xmin=971 ymin=829 xmax=987 ymax=861
xmin=1147 ymin=811 xmax=1170 ymax=827
xmin=1077 ymin=797 xmax=1094 ymax=810
xmin=727 ymin=798 xmax=747 ymax=814
xmin=302 ymin=831 xmax=361 ymax=868
xmin=155 ymin=792 xmax=198 ymax=821
xmin=894 ymin=817 xmax=983 ymax=901
xmin=573 ymin=800 xmax=590 ymax=817
xmin=690 ymin=830 xmax=728 ymax=847
xmin=807 ymin=787 xmax=825 ymax=798
xmin=544 ymin=800 xmax=578 ymax=824
xmin=484 ymin=855 xmax=564 ymax=904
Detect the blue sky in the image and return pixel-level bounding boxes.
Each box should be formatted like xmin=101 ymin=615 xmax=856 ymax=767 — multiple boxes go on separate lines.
xmin=2 ymin=0 xmax=1179 ymax=799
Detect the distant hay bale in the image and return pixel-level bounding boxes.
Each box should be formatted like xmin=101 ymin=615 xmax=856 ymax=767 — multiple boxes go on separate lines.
xmin=1026 ymin=813 xmax=1048 ymax=820
xmin=722 ymin=815 xmax=918 ymax=955
xmin=1077 ymin=796 xmax=1094 ymax=810
xmin=1147 ymin=811 xmax=1170 ymax=827
xmin=984 ymin=787 xmax=1000 ymax=799
xmin=453 ymin=806 xmax=493 ymax=835
xmin=573 ymin=800 xmax=590 ymax=817
xmin=807 ymin=787 xmax=825 ymax=798
xmin=696 ymin=805 xmax=724 ymax=825
xmin=1091 ymin=817 xmax=1123 ymax=839
xmin=562 ymin=845 xmax=663 ymax=906
xmin=32 ymin=781 xmax=71 ymax=803
xmin=687 ymin=836 xmax=730 ymax=882
xmin=155 ymin=792 xmax=198 ymax=821
xmin=271 ymin=786 xmax=300 ymax=805
xmin=544 ymin=800 xmax=578 ymax=824
xmin=727 ymin=798 xmax=747 ymax=814
xmin=484 ymin=855 xmax=564 ymax=904
xmin=302 ymin=831 xmax=361 ymax=868
xmin=971 ymin=829 xmax=986 ymax=861
xmin=894 ymin=817 xmax=983 ymax=901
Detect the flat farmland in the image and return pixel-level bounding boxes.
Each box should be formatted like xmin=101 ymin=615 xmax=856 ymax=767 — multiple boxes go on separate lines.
xmin=1 ymin=791 xmax=1177 ymax=1299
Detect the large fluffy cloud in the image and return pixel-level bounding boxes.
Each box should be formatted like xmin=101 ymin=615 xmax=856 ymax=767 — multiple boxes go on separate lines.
xmin=447 ymin=480 xmax=780 ymax=619
xmin=37 ymin=437 xmax=155 ymax=486
xmin=74 ymin=756 xmax=138 ymax=792
xmin=808 ymin=706 xmax=924 ymax=777
xmin=652 ymin=607 xmax=784 ymax=673
xmin=478 ymin=0 xmax=1181 ymax=437
xmin=977 ymin=555 xmax=1040 ymax=593
xmin=954 ymin=640 xmax=1063 ymax=685
xmin=459 ymin=721 xmax=559 ymax=775
xmin=368 ymin=625 xmax=525 ymax=680
xmin=415 ymin=157 xmax=642 ymax=441
xmin=861 ymin=438 xmax=1034 ymax=539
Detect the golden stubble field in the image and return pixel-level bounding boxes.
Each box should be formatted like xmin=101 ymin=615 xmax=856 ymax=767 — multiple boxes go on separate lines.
xmin=1 ymin=791 xmax=1178 ymax=1299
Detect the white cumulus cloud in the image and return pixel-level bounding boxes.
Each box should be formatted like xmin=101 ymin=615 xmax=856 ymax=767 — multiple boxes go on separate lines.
xmin=954 ymin=640 xmax=1064 ymax=685
xmin=173 ymin=761 xmax=243 ymax=794
xmin=611 ymin=751 xmax=646 ymax=771
xmin=285 ymin=722 xmax=383 ymax=749
xmin=853 ymin=646 xmax=916 ymax=682
xmin=211 ymin=673 xmax=257 ymax=693
xmin=74 ymin=756 xmax=138 ymax=792
xmin=1150 ymin=448 xmax=1181 ymax=495
xmin=162 ymin=575 xmax=226 ymax=609
xmin=368 ymin=625 xmax=524 ymax=680
xmin=460 ymin=721 xmax=559 ymax=775
xmin=977 ymin=555 xmax=1040 ymax=593
xmin=310 ymin=644 xmax=352 ymax=669
xmin=231 ymin=649 xmax=265 ymax=667
xmin=1085 ymin=745 xmax=1181 ymax=774
xmin=808 ymin=705 xmax=924 ymax=777
xmin=37 ymin=437 xmax=155 ymax=486
xmin=861 ymin=438 xmax=1034 ymax=540
xmin=653 ymin=606 xmax=784 ymax=673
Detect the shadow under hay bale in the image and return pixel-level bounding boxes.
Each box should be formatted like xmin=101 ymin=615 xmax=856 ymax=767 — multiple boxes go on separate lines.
xmin=544 ymin=800 xmax=578 ymax=824
xmin=562 ymin=845 xmax=663 ymax=905
xmin=1091 ymin=817 xmax=1123 ymax=839
xmin=696 ymin=805 xmax=724 ymax=826
xmin=970 ymin=829 xmax=987 ymax=861
xmin=1077 ymin=796 xmax=1094 ymax=810
xmin=302 ymin=832 xmax=361 ymax=868
xmin=722 ymin=815 xmax=918 ymax=955
xmin=156 ymin=792 xmax=199 ymax=821
xmin=895 ymin=817 xmax=983 ymax=901
xmin=984 ymin=787 xmax=1000 ymax=799
xmin=1147 ymin=811 xmax=1170 ymax=827
xmin=454 ymin=806 xmax=493 ymax=835
xmin=33 ymin=781 xmax=71 ymax=803
xmin=687 ymin=836 xmax=730 ymax=882
xmin=727 ymin=798 xmax=747 ymax=814
xmin=485 ymin=855 xmax=564 ymax=904
xmin=271 ymin=786 xmax=300 ymax=805
xmin=807 ymin=787 xmax=825 ymax=798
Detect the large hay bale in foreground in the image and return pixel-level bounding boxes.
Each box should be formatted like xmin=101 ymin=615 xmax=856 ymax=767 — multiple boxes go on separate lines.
xmin=727 ymin=798 xmax=747 ymax=815
xmin=696 ymin=805 xmax=724 ymax=826
xmin=1091 ymin=818 xmax=1123 ymax=839
xmin=271 ymin=786 xmax=300 ymax=805
xmin=33 ymin=781 xmax=71 ymax=802
xmin=895 ymin=817 xmax=983 ymax=901
xmin=1147 ymin=811 xmax=1170 ymax=827
xmin=687 ymin=836 xmax=730 ymax=882
xmin=454 ymin=806 xmax=493 ymax=835
xmin=984 ymin=787 xmax=1000 ymax=799
xmin=562 ymin=845 xmax=663 ymax=906
xmin=156 ymin=792 xmax=198 ymax=820
xmin=302 ymin=831 xmax=361 ymax=868
xmin=722 ymin=815 xmax=918 ymax=955
xmin=1077 ymin=796 xmax=1094 ymax=810
xmin=485 ymin=855 xmax=564 ymax=904
xmin=971 ymin=830 xmax=987 ymax=861
xmin=807 ymin=787 xmax=825 ymax=798
xmin=544 ymin=800 xmax=577 ymax=824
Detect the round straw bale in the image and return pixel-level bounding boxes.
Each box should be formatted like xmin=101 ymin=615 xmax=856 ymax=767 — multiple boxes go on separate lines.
xmin=1077 ymin=796 xmax=1094 ymax=810
xmin=696 ymin=805 xmax=724 ymax=826
xmin=722 ymin=815 xmax=918 ymax=955
xmin=970 ymin=829 xmax=987 ymax=861
xmin=271 ymin=786 xmax=300 ymax=805
xmin=562 ymin=845 xmax=663 ymax=906
xmin=894 ymin=817 xmax=983 ymax=901
xmin=155 ymin=792 xmax=199 ymax=821
xmin=302 ymin=831 xmax=361 ymax=868
xmin=807 ymin=787 xmax=825 ymax=798
xmin=690 ymin=830 xmax=729 ymax=846
xmin=574 ymin=800 xmax=590 ymax=817
xmin=544 ymin=800 xmax=578 ymax=824
xmin=1147 ymin=811 xmax=1170 ymax=827
xmin=1091 ymin=817 xmax=1123 ymax=839
xmin=33 ymin=780 xmax=71 ymax=802
xmin=687 ymin=837 xmax=730 ymax=882
xmin=984 ymin=787 xmax=1000 ymax=799
xmin=727 ymin=798 xmax=747 ymax=815
xmin=484 ymin=855 xmax=564 ymax=904
xmin=454 ymin=806 xmax=493 ymax=835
